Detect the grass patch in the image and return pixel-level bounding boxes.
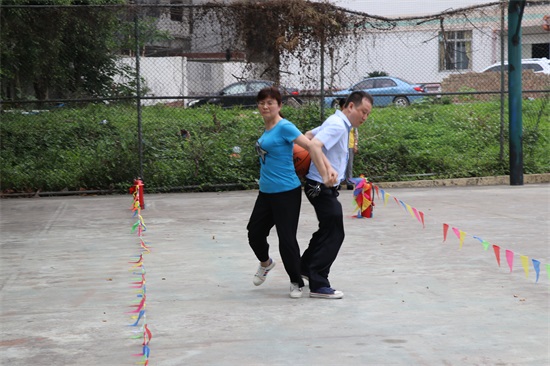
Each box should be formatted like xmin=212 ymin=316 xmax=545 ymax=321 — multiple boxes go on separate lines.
xmin=1 ymin=99 xmax=548 ymax=193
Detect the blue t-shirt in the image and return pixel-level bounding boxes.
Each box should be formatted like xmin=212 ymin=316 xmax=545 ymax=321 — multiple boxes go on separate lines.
xmin=256 ymin=119 xmax=302 ymax=193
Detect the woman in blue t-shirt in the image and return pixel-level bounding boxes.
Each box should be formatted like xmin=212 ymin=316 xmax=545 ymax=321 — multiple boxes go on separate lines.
xmin=247 ymin=87 xmax=336 ymax=299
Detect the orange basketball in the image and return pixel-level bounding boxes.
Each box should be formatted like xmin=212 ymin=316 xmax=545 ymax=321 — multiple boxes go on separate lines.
xmin=293 ymin=144 xmax=311 ymax=177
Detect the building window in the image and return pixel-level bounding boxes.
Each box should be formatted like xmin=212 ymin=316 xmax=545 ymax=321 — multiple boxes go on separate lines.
xmin=439 ymin=30 xmax=472 ymax=71
xmin=170 ymin=0 xmax=183 ymax=22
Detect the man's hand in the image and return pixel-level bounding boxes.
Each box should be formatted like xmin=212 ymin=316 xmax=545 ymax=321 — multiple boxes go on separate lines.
xmin=323 ymin=167 xmax=338 ymax=187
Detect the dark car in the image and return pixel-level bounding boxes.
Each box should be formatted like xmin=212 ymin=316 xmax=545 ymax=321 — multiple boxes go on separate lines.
xmin=187 ymin=80 xmax=302 ymax=108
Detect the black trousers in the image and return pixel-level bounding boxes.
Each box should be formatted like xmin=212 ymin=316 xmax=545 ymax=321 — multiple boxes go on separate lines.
xmin=302 ymin=179 xmax=345 ymax=291
xmin=247 ymin=186 xmax=304 ymax=287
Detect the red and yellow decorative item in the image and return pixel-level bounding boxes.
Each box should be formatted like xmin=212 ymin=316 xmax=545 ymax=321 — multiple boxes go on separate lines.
xmin=349 ymin=175 xmax=374 ymax=218
xmin=130 ymin=178 xmax=145 ymax=210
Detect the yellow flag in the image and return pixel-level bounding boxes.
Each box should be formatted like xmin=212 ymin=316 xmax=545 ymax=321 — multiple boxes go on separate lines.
xmin=459 ymin=230 xmax=466 ymax=249
xmin=520 ymin=255 xmax=529 ymax=278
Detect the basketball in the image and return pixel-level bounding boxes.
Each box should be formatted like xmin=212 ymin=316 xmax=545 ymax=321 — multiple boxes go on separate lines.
xmin=293 ymin=144 xmax=311 ymax=177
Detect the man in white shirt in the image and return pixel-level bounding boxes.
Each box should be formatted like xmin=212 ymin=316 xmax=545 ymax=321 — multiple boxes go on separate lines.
xmin=302 ymin=91 xmax=373 ymax=299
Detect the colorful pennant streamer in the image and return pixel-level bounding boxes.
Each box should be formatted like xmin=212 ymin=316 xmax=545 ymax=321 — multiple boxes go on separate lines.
xmin=127 ymin=181 xmax=153 ymax=364
xmin=371 ymin=185 xmax=548 ymax=285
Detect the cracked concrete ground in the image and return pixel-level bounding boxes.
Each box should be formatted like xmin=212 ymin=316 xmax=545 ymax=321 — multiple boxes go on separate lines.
xmin=1 ymin=182 xmax=549 ymax=365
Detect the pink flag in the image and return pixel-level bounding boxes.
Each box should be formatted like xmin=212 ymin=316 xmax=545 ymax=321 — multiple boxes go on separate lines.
xmin=412 ymin=207 xmax=422 ymax=224
xmin=452 ymin=227 xmax=461 ymax=239
xmin=505 ymin=250 xmax=514 ymax=272
xmin=128 ymin=296 xmax=146 ymax=313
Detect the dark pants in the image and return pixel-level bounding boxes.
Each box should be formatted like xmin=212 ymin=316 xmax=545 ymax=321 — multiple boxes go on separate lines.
xmin=247 ymin=186 xmax=304 ymax=287
xmin=302 ymin=180 xmax=345 ymax=291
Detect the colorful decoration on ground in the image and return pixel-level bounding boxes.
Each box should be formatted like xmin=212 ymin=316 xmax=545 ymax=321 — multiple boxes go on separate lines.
xmin=129 ymin=180 xmax=152 ymax=365
xmin=371 ymin=185 xmax=548 ymax=284
xmin=349 ymin=176 xmax=374 ymax=218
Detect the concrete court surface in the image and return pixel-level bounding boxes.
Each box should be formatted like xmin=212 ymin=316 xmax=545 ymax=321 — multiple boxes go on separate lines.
xmin=0 ymin=183 xmax=549 ymax=365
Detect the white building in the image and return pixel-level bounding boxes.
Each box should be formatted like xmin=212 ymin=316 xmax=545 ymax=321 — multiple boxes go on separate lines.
xmin=282 ymin=1 xmax=550 ymax=89
xmin=136 ymin=1 xmax=549 ymax=96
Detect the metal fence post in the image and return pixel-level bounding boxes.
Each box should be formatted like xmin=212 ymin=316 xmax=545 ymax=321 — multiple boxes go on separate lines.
xmin=499 ymin=0 xmax=505 ymax=163
xmin=134 ymin=13 xmax=144 ymax=181
xmin=320 ymin=36 xmax=325 ymax=122
xmin=508 ymin=0 xmax=525 ymax=186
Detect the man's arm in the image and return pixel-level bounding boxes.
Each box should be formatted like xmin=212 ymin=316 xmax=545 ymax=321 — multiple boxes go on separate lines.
xmin=295 ymin=134 xmax=337 ymax=187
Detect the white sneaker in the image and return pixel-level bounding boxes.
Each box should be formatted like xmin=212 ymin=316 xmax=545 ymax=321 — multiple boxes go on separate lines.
xmin=290 ymin=282 xmax=303 ymax=298
xmin=253 ymin=259 xmax=275 ymax=286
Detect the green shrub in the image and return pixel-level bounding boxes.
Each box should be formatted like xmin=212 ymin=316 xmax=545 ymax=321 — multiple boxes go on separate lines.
xmin=1 ymin=99 xmax=548 ymax=193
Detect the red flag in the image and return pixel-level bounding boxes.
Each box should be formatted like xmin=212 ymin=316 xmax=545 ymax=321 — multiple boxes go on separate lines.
xmin=493 ymin=245 xmax=501 ymax=267
xmin=443 ymin=223 xmax=449 ymax=242
xmin=144 ymin=324 xmax=153 ymax=345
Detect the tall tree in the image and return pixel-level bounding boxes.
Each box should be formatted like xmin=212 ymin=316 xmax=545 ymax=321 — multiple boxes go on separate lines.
xmin=0 ymin=0 xmax=127 ymax=101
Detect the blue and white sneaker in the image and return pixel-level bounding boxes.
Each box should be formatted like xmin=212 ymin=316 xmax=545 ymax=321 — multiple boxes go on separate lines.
xmin=310 ymin=286 xmax=344 ymax=299
xmin=253 ymin=259 xmax=275 ymax=286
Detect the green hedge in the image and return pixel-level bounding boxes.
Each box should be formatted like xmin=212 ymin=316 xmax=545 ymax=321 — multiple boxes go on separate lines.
xmin=1 ymin=99 xmax=548 ymax=193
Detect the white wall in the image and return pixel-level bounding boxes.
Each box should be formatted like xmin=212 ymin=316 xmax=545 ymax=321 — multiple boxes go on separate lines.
xmin=330 ymin=0 xmax=498 ymax=17
xmin=186 ymin=62 xmax=225 ymax=96
xmin=116 ymin=57 xmax=188 ymax=106
xmin=186 ymin=61 xmax=254 ymax=96
xmin=280 ymin=24 xmax=521 ymax=90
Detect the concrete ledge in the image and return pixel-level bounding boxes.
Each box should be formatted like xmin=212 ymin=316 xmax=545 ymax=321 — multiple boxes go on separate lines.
xmin=376 ymin=173 xmax=550 ymax=188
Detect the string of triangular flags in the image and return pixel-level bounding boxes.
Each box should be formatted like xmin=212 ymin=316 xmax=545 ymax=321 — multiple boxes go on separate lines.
xmin=352 ymin=180 xmax=549 ymax=285
xmin=128 ymin=181 xmax=152 ymax=365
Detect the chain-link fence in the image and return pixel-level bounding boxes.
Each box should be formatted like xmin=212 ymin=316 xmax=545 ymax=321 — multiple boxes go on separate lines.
xmin=1 ymin=1 xmax=549 ymax=193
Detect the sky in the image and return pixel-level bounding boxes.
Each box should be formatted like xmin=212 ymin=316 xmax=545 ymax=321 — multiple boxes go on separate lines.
xmin=330 ymin=0 xmax=498 ymax=17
